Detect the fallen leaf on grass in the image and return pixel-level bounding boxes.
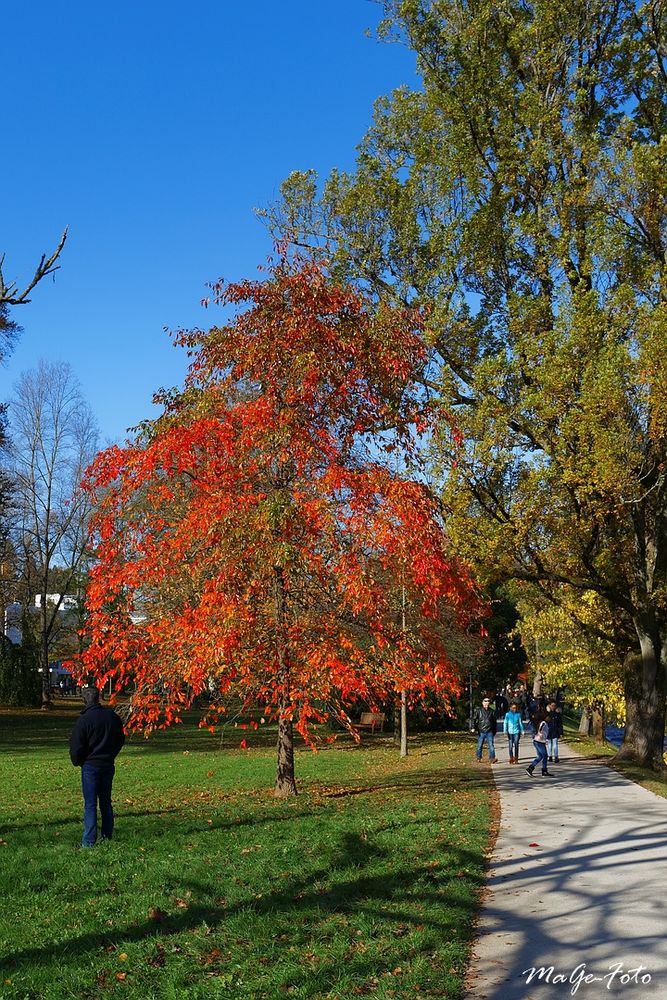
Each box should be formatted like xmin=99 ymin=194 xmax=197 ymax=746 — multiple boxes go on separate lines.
xmin=201 ymin=948 xmax=222 ymax=965
xmin=148 ymin=907 xmax=169 ymax=922
xmin=146 ymin=945 xmax=166 ymax=968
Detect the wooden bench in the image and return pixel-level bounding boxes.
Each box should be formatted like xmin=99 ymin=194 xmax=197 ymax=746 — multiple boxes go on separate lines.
xmin=354 ymin=712 xmax=386 ymax=734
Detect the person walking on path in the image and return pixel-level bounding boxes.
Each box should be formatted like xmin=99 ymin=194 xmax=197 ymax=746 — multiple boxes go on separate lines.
xmin=503 ymin=701 xmax=525 ymax=763
xmin=69 ymin=686 xmax=125 ymax=847
xmin=547 ymin=699 xmax=563 ymax=762
xmin=526 ymin=715 xmax=551 ymax=776
xmin=494 ymin=689 xmax=508 ymax=719
xmin=474 ymin=696 xmax=498 ymax=763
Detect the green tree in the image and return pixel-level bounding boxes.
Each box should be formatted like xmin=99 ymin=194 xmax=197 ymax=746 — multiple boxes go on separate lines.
xmin=477 ymin=585 xmax=527 ymax=697
xmin=0 ymin=608 xmax=41 ymax=707
xmin=514 ymin=587 xmax=625 ymax=740
xmin=265 ymin=0 xmax=667 ymax=767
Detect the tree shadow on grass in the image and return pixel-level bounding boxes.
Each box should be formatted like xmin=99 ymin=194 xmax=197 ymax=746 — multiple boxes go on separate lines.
xmin=1 ymin=827 xmax=485 ymax=995
xmin=0 ymin=806 xmax=181 ymax=840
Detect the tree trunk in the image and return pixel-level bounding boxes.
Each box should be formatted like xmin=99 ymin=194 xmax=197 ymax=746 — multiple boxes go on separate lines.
xmin=273 ymin=566 xmax=297 ymax=797
xmin=591 ymin=701 xmax=605 ymax=742
xmin=393 ymin=700 xmax=401 ymax=745
xmin=40 ymin=602 xmax=51 ymax=710
xmin=617 ymin=626 xmax=666 ymax=770
xmin=400 ymin=689 xmax=408 ymax=758
xmin=578 ymin=706 xmax=591 ymax=736
xmin=275 ymin=711 xmax=297 ymax=797
xmin=532 ymin=668 xmax=543 ymax=698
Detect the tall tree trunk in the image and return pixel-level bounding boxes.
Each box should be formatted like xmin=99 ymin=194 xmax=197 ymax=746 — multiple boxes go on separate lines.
xmin=399 ymin=583 xmax=408 ymax=757
xmin=273 ymin=566 xmax=297 ymax=797
xmin=275 ymin=709 xmax=297 ymax=798
xmin=400 ymin=689 xmax=408 ymax=758
xmin=617 ymin=622 xmax=666 ymax=770
xmin=40 ymin=601 xmax=51 ymax=710
xmin=591 ymin=701 xmax=605 ymax=742
xmin=532 ymin=668 xmax=543 ymax=698
xmin=578 ymin=706 xmax=591 ymax=736
xmin=393 ymin=700 xmax=401 ymax=746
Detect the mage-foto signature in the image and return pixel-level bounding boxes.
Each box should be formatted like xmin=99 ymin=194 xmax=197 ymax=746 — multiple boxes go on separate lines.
xmin=522 ymin=962 xmax=652 ymax=995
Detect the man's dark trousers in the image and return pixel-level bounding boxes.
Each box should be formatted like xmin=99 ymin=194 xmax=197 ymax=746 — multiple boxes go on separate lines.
xmin=81 ymin=763 xmax=115 ymax=847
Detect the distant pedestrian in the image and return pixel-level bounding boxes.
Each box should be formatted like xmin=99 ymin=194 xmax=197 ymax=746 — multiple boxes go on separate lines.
xmin=473 ymin=697 xmax=498 ymax=763
xmin=494 ymin=690 xmax=508 ymax=719
xmin=547 ymin=700 xmax=563 ymax=762
xmin=69 ymin=686 xmax=125 ymax=847
xmin=503 ymin=701 xmax=525 ymax=763
xmin=526 ymin=717 xmax=551 ymax=777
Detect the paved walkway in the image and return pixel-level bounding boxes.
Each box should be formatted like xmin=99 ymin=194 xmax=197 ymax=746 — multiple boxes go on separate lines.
xmin=465 ymin=739 xmax=667 ymax=999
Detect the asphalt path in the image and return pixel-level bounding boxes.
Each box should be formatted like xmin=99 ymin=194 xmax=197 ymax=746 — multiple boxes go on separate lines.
xmin=465 ymin=739 xmax=667 ymax=999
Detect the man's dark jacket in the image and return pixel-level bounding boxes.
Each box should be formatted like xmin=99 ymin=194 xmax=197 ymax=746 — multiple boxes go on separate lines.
xmin=69 ymin=705 xmax=125 ymax=767
xmin=547 ymin=711 xmax=564 ymax=739
xmin=474 ymin=706 xmax=497 ymax=735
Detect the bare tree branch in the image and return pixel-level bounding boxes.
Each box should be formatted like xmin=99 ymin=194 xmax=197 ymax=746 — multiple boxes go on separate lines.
xmin=0 ymin=228 xmax=68 ymax=306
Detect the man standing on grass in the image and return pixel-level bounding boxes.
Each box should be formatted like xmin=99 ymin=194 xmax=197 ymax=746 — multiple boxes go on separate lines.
xmin=69 ymin=686 xmax=125 ymax=847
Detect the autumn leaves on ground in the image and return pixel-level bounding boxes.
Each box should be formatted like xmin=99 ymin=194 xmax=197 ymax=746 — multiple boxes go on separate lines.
xmin=0 ymin=707 xmax=493 ymax=1000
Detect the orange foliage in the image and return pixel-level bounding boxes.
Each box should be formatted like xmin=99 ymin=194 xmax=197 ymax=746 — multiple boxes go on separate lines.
xmin=75 ymin=254 xmax=485 ymax=738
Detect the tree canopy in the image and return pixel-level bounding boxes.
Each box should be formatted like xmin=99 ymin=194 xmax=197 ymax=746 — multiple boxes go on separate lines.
xmin=76 ymin=255 xmax=484 ymax=794
xmin=266 ymin=0 xmax=667 ymax=767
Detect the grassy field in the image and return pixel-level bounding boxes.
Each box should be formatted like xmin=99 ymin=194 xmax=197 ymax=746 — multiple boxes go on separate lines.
xmin=0 ymin=706 xmax=495 ymax=1000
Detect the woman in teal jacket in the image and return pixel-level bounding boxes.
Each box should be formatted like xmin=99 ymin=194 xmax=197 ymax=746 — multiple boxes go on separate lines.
xmin=503 ymin=701 xmax=525 ymax=763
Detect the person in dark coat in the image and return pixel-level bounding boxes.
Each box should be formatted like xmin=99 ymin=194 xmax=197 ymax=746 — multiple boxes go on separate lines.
xmin=473 ymin=697 xmax=498 ymax=763
xmin=547 ymin=700 xmax=564 ymax=761
xmin=69 ymin=686 xmax=125 ymax=847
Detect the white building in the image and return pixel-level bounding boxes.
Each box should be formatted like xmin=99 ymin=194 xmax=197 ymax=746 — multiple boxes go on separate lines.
xmin=4 ymin=595 xmax=80 ymax=645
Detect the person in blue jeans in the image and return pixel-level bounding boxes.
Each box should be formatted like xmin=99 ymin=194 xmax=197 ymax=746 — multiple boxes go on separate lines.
xmin=69 ymin=686 xmax=125 ymax=847
xmin=474 ymin=696 xmax=498 ymax=763
xmin=547 ymin=700 xmax=563 ymax=761
xmin=503 ymin=701 xmax=525 ymax=763
xmin=526 ymin=717 xmax=551 ymax=777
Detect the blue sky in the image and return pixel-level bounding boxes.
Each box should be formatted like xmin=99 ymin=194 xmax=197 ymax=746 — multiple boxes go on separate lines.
xmin=3 ymin=1 xmax=415 ymax=444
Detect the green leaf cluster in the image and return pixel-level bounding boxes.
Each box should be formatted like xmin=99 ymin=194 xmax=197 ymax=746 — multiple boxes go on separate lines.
xmin=263 ymin=0 xmax=667 ymax=763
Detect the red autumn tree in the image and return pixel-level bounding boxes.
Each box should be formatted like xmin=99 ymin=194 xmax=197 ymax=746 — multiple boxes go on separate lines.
xmin=78 ymin=254 xmax=484 ymax=795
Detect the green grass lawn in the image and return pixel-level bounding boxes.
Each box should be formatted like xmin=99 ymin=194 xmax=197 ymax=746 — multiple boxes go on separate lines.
xmin=0 ymin=706 xmax=494 ymax=1000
